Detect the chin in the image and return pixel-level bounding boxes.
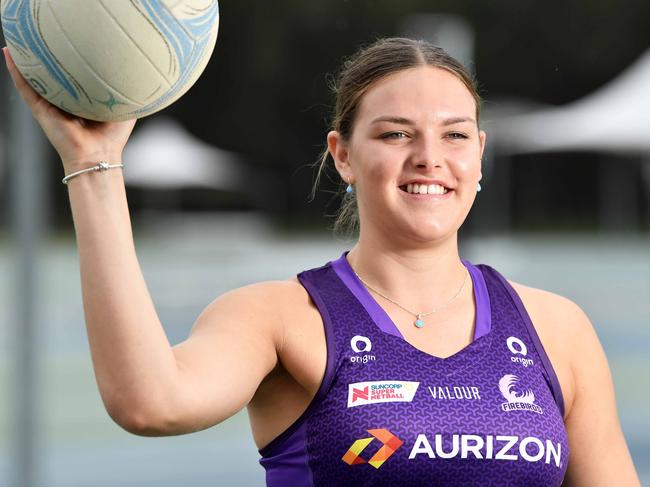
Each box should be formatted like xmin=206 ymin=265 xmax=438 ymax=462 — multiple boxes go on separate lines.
xmin=416 ymin=231 xmax=456 ymax=244
xmin=392 ymin=223 xmax=456 ymax=245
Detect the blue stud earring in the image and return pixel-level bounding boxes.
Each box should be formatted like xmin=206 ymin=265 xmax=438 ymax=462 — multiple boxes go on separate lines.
xmin=477 ymin=182 xmax=482 ymax=192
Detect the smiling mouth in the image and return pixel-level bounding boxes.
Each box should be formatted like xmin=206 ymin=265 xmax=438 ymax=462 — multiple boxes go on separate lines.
xmin=399 ymin=183 xmax=451 ymax=195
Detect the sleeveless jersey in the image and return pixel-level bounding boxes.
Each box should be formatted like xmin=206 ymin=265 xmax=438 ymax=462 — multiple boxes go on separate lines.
xmin=258 ymin=251 xmax=569 ymax=486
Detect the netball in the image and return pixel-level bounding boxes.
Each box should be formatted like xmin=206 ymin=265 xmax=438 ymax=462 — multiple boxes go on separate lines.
xmin=0 ymin=0 xmax=219 ymax=121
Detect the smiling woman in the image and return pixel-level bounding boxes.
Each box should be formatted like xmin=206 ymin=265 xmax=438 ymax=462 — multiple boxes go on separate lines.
xmin=2 ymin=33 xmax=641 ymax=487
xmin=326 ymin=52 xmax=485 ymax=252
xmin=260 ymin=37 xmax=638 ymax=486
xmin=312 ymin=38 xmax=483 ymax=238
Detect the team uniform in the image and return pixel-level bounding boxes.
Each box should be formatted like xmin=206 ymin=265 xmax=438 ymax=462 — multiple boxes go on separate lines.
xmin=258 ymin=251 xmax=569 ymax=486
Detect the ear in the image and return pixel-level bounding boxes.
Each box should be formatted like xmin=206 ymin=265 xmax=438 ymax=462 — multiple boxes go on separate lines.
xmin=478 ymin=129 xmax=487 ymax=181
xmin=327 ymin=130 xmax=354 ymax=184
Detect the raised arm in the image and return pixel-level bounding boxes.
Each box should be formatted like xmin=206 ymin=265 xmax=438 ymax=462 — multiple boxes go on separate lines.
xmin=3 ymin=47 xmax=281 ymax=436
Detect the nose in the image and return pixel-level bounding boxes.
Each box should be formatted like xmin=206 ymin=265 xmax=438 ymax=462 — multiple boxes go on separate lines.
xmin=411 ymin=133 xmax=443 ymax=170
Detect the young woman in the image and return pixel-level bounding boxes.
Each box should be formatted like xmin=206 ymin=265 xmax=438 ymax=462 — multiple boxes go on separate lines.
xmin=3 ymin=37 xmax=640 ymax=486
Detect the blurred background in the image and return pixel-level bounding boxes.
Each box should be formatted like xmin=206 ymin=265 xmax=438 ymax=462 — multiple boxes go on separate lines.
xmin=1 ymin=0 xmax=649 ymax=485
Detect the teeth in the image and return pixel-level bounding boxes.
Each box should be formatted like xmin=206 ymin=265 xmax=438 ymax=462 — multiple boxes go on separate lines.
xmin=405 ymin=183 xmax=448 ymax=195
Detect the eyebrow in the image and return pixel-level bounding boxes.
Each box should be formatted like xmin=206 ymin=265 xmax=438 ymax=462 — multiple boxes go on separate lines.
xmin=370 ymin=116 xmax=416 ymax=125
xmin=370 ymin=115 xmax=476 ymax=126
xmin=441 ymin=116 xmax=476 ymax=126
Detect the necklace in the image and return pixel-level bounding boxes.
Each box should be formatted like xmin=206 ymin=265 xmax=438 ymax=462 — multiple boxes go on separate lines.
xmin=353 ymin=267 xmax=469 ymax=328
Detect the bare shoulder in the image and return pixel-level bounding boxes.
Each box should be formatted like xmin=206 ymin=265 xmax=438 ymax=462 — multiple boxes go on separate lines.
xmin=231 ymin=276 xmax=314 ymax=329
xmin=227 ymin=276 xmax=304 ymax=297
xmin=191 ymin=277 xmax=309 ymax=354
xmin=505 ymin=279 xmax=596 ymax=418
xmin=507 ymin=279 xmax=593 ymax=341
xmin=507 ymin=279 xmax=588 ymax=325
xmin=206 ymin=277 xmax=307 ymax=312
xmin=209 ymin=275 xmax=320 ymax=362
xmin=506 ymin=283 xmax=641 ymax=484
xmin=234 ymin=276 xmax=327 ymax=404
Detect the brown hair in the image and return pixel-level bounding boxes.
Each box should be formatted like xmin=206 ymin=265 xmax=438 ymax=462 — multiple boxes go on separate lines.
xmin=310 ymin=37 xmax=481 ymax=238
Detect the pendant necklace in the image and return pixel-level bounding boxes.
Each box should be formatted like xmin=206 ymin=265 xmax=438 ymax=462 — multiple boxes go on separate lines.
xmin=354 ymin=267 xmax=469 ymax=328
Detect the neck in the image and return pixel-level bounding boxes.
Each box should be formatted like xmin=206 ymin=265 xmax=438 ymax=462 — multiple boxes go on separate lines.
xmin=346 ymin=232 xmax=470 ymax=313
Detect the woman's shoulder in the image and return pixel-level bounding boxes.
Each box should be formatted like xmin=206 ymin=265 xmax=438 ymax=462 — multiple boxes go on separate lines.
xmin=507 ymin=279 xmax=592 ymax=338
xmin=225 ymin=276 xmax=305 ymax=296
xmin=506 ymin=278 xmax=597 ymax=363
xmin=233 ymin=277 xmax=327 ymax=397
xmin=506 ymin=278 xmax=603 ymax=419
xmin=508 ymin=279 xmax=577 ymax=313
xmin=505 ymin=283 xmax=638 ymax=483
xmin=222 ymin=277 xmax=317 ymax=324
xmin=203 ymin=278 xmax=312 ymax=340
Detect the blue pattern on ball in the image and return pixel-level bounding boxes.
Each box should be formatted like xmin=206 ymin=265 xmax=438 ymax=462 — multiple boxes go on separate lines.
xmin=2 ymin=0 xmax=80 ymax=100
xmin=133 ymin=0 xmax=219 ymax=116
xmin=2 ymin=0 xmax=219 ymax=117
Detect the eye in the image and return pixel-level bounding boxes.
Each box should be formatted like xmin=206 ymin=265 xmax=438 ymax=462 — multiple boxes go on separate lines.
xmin=446 ymin=132 xmax=469 ymax=140
xmin=380 ymin=131 xmax=409 ymax=140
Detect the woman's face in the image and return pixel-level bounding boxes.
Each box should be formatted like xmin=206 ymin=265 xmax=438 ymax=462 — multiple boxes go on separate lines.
xmin=329 ymin=66 xmax=486 ymax=245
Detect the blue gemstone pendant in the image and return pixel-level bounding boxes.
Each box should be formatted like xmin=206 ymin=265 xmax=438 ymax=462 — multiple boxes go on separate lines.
xmin=415 ymin=315 xmax=425 ymax=328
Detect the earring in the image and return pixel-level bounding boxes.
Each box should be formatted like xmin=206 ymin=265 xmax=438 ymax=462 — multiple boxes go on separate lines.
xmin=477 ymin=182 xmax=482 ymax=192
xmin=346 ymin=178 xmax=354 ymax=194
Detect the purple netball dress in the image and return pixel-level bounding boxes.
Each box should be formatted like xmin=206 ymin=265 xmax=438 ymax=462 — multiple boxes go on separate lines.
xmin=258 ymin=251 xmax=569 ymax=486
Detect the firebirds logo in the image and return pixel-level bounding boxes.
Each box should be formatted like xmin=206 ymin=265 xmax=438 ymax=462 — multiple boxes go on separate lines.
xmin=341 ymin=428 xmax=404 ymax=469
xmin=347 ymin=381 xmax=419 ymax=408
xmin=499 ymin=374 xmax=544 ymax=414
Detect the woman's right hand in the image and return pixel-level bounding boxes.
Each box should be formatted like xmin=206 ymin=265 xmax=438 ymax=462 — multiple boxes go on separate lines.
xmin=2 ymin=46 xmax=137 ymax=174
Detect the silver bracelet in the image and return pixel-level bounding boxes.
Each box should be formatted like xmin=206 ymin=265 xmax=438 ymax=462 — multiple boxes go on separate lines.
xmin=62 ymin=161 xmax=124 ymax=185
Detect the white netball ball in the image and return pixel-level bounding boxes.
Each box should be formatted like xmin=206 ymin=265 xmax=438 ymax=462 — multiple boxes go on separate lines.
xmin=1 ymin=0 xmax=219 ymax=121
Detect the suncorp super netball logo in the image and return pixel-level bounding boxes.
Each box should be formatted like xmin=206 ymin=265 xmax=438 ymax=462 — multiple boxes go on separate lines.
xmin=347 ymin=381 xmax=419 ymax=407
xmin=342 ymin=428 xmax=403 ymax=469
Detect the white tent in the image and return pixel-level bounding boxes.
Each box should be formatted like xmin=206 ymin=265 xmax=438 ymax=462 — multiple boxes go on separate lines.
xmin=123 ymin=116 xmax=245 ymax=190
xmin=490 ymin=49 xmax=650 ymax=155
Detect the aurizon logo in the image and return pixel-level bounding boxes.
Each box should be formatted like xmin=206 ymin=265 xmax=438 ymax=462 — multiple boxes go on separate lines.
xmin=341 ymin=428 xmax=403 ymax=469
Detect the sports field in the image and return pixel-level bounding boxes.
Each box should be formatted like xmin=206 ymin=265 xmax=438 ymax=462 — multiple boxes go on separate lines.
xmin=1 ymin=213 xmax=648 ymax=486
